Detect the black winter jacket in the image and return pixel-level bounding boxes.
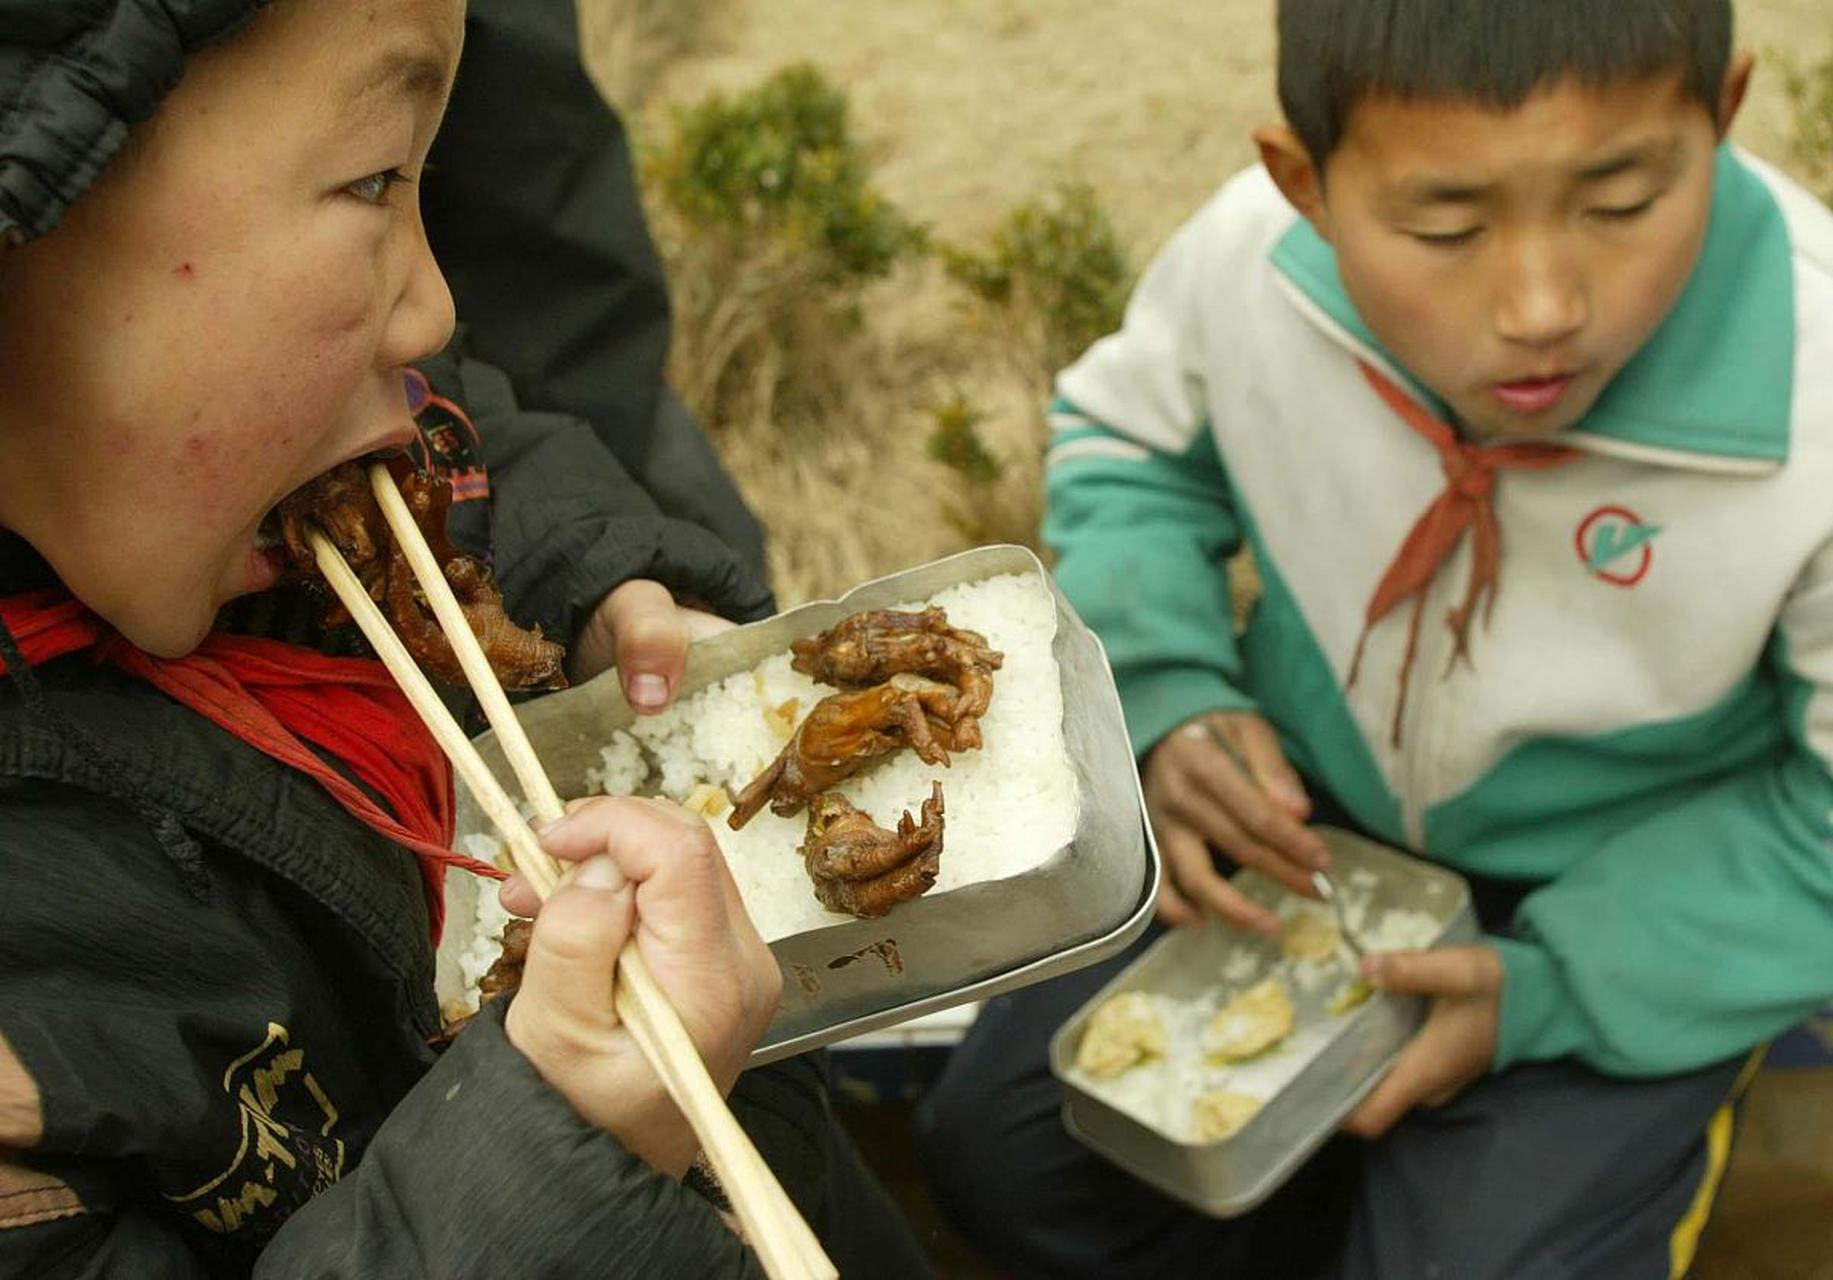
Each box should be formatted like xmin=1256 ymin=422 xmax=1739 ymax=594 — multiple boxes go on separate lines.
xmin=423 ymin=0 xmax=769 ymax=575
xmin=0 ymin=352 xmax=856 ymax=1278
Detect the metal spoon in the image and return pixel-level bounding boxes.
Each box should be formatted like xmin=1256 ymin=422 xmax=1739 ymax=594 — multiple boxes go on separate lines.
xmin=1309 ymin=869 xmax=1367 ymax=967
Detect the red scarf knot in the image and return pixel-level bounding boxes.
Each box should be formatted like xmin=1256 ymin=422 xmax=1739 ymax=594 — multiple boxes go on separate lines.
xmin=1443 ymin=449 xmax=1495 ymax=500
xmin=1346 ymin=363 xmax=1579 ymax=747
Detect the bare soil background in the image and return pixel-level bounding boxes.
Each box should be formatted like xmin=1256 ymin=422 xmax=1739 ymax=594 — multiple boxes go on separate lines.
xmin=598 ymin=0 xmax=1826 ymax=259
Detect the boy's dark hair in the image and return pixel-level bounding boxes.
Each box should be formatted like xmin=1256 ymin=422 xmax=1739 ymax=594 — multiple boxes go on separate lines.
xmin=1278 ymin=0 xmax=1734 ymax=165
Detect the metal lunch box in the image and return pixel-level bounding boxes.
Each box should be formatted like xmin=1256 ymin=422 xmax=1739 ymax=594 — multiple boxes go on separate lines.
xmin=434 ymin=544 xmax=1160 ymax=1064
xmin=1049 ymin=829 xmax=1478 ymax=1217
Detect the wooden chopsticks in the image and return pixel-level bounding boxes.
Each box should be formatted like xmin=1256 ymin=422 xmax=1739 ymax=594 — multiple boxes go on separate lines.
xmin=305 ymin=535 xmax=563 ymax=898
xmin=299 ymin=463 xmax=836 ymax=1280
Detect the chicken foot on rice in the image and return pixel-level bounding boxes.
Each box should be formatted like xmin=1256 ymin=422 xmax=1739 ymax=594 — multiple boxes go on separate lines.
xmin=790 ymin=607 xmax=1003 ymax=749
xmin=727 ymin=673 xmax=963 ymax=828
xmin=433 ymin=917 xmax=531 ymax=1044
xmin=800 ymin=783 xmax=945 ymax=917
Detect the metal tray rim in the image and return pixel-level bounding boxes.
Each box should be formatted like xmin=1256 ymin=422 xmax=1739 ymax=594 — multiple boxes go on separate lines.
xmin=443 ymin=543 xmax=1159 ymax=1062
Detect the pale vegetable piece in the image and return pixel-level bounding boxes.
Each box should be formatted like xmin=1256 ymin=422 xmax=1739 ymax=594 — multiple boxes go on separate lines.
xmin=1190 ymin=1090 xmax=1264 ymax=1143
xmin=683 ymin=783 xmax=732 ymax=819
xmin=1279 ymin=909 xmax=1341 ymax=963
xmin=762 ymin=697 xmax=803 ymax=743
xmin=1327 ymin=978 xmax=1374 ymax=1015
xmin=1203 ymin=977 xmax=1295 ymax=1063
xmin=1076 ymin=991 xmax=1168 ymax=1079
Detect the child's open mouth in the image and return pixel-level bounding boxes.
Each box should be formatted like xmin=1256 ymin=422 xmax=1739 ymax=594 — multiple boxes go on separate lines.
xmin=247 ymin=439 xmax=418 ymax=575
xmin=1491 ymin=373 xmax=1577 ymax=416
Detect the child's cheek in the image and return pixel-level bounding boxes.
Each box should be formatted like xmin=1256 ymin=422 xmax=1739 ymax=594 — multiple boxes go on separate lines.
xmin=223 ymin=256 xmax=390 ymax=467
xmin=1337 ymin=241 xmax=1461 ymax=379
xmin=1601 ymin=200 xmax=1710 ymax=367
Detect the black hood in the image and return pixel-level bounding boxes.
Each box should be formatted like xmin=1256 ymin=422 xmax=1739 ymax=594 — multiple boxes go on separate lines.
xmin=0 ymin=0 xmax=268 ymax=244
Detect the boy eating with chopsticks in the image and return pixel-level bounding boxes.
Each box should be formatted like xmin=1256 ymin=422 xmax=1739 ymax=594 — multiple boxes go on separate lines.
xmin=919 ymin=0 xmax=1833 ymax=1275
xmin=0 ymin=2 xmax=925 ymax=1274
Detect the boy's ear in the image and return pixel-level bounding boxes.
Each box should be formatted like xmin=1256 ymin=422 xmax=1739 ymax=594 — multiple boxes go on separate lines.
xmin=1254 ymin=124 xmax=1331 ymax=241
xmin=1716 ymin=51 xmax=1755 ymax=138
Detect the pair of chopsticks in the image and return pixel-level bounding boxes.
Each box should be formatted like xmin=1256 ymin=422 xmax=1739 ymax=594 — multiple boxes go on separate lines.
xmin=307 ymin=463 xmax=835 ymax=1280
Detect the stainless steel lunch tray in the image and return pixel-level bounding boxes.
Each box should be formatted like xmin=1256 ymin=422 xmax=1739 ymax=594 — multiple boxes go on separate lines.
xmin=435 ymin=544 xmax=1159 ymax=1064
xmin=1049 ymin=829 xmax=1476 ymax=1217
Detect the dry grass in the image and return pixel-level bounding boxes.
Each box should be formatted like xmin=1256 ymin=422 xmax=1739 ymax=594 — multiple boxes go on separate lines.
xmin=650 ymin=219 xmax=1056 ymax=603
xmin=623 ymin=40 xmax=1073 ymax=606
xmin=578 ymin=0 xmax=731 ymax=108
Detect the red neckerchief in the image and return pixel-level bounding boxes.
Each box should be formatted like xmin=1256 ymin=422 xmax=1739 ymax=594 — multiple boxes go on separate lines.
xmin=0 ymin=589 xmax=507 ymax=941
xmin=1348 ymin=363 xmax=1580 ymax=746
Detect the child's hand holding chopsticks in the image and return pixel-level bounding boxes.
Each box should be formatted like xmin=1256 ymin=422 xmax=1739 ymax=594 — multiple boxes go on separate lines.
xmin=501 ymin=796 xmax=783 ymax=1178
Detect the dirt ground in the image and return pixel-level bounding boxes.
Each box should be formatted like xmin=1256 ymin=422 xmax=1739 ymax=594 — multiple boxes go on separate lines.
xmin=576 ymin=4 xmax=1833 ymax=1277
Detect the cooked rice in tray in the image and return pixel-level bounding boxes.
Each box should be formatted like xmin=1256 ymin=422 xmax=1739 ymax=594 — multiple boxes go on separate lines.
xmin=465 ymin=570 xmax=1080 ymax=943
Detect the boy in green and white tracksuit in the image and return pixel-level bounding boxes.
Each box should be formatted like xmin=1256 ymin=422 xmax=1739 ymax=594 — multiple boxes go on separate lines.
xmin=917 ymin=3 xmax=1833 ymax=1276
xmin=1050 ymin=144 xmax=1833 ymax=1082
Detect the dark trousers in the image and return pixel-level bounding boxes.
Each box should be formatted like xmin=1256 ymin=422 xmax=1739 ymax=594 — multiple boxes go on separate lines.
xmin=914 ymin=883 xmax=1755 ymax=1280
xmin=818 ymin=1100 xmax=936 ymax=1280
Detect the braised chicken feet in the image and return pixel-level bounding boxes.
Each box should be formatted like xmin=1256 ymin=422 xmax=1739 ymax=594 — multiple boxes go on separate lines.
xmin=791 ymin=607 xmax=1003 ymax=748
xmin=728 ymin=673 xmax=961 ymax=829
xmin=275 ymin=462 xmax=566 ymax=689
xmin=801 ymin=783 xmax=945 ymax=917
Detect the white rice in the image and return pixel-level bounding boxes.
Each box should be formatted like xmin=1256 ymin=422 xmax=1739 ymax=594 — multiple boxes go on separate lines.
xmin=581 ymin=729 xmax=646 ymax=797
xmin=463 ymin=571 xmax=1078 ymax=947
xmin=454 ymin=833 xmax=514 ymax=994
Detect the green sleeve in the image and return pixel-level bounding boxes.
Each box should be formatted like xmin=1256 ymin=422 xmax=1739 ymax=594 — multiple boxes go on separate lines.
xmin=1492 ymin=614 xmax=1833 ymax=1075
xmin=1043 ymin=399 xmax=1254 ymax=757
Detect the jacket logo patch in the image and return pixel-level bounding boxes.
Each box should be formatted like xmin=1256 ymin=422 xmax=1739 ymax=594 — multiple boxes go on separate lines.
xmin=404 ymin=367 xmax=490 ymax=506
xmin=164 ymin=1023 xmax=345 ymax=1240
xmin=1575 ymin=505 xmax=1661 ymax=587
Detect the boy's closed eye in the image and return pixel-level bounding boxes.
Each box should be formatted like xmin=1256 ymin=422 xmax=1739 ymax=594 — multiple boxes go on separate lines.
xmin=1587 ymin=195 xmax=1659 ymax=223
xmin=1409 ymin=226 xmax=1483 ymax=248
xmin=1404 ymin=191 xmax=1664 ymax=248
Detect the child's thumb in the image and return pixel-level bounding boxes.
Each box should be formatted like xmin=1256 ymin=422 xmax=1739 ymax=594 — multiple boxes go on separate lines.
xmin=515 ymin=856 xmax=634 ymax=1028
xmin=603 ymin=581 xmax=689 ymax=712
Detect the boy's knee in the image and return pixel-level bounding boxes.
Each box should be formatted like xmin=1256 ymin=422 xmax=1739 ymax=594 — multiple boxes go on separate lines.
xmin=912 ymin=1070 xmax=997 ymax=1193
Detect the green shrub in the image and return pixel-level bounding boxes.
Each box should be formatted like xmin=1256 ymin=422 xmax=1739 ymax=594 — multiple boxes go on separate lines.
xmin=1781 ymin=47 xmax=1833 ymax=206
xmin=926 ymin=392 xmax=1004 ymax=487
xmin=943 ymin=180 xmax=1133 ymax=371
xmin=645 ymin=64 xmax=927 ymax=444
xmin=648 ymin=62 xmax=925 ymax=283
